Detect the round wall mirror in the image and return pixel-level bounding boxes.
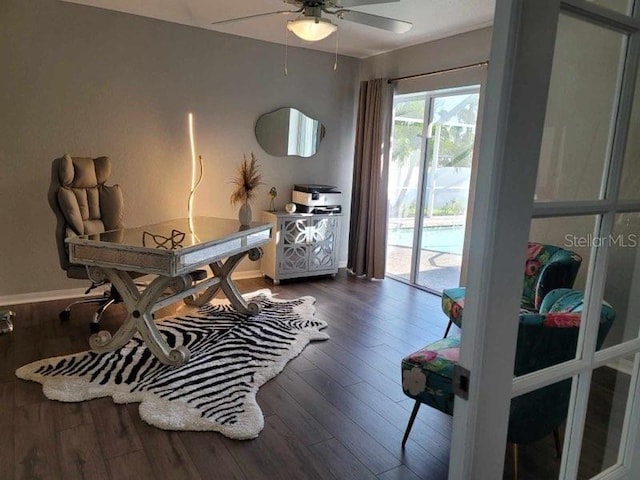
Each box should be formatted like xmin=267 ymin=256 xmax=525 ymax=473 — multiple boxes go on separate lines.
xmin=255 ymin=107 xmax=325 ymax=158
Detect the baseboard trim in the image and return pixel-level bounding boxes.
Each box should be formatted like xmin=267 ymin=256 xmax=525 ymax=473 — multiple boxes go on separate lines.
xmin=0 ymin=270 xmax=265 ymax=307
xmin=0 ymin=285 xmax=110 ymax=307
xmin=232 ymin=269 xmax=263 ymax=281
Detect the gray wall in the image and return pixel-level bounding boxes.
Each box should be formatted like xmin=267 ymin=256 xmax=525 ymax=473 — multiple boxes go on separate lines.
xmin=0 ymin=0 xmax=358 ymax=297
xmin=359 ymin=27 xmax=492 ymax=82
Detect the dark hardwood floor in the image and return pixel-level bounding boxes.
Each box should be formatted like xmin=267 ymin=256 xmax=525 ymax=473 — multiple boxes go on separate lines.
xmin=0 ymin=271 xmax=626 ymax=479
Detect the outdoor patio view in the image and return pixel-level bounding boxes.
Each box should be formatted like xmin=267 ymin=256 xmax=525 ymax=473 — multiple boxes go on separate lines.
xmin=386 ymin=89 xmax=480 ymax=293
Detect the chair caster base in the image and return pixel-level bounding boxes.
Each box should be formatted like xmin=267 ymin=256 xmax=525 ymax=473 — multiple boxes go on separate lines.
xmin=0 ymin=310 xmax=14 ymax=335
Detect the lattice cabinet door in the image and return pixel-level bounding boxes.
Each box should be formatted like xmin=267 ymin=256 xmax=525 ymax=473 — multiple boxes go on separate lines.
xmin=278 ymin=217 xmax=309 ymax=274
xmin=308 ymin=217 xmax=338 ymax=272
xmin=261 ymin=211 xmax=341 ymax=283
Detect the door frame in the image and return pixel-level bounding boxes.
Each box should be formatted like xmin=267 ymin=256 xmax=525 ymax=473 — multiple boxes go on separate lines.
xmin=449 ymin=0 xmax=640 ymax=478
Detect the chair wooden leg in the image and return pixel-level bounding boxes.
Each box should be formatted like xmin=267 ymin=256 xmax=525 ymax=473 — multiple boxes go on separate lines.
xmin=511 ymin=443 xmax=519 ymax=480
xmin=553 ymin=427 xmax=562 ymax=459
xmin=402 ymin=400 xmax=421 ymax=448
xmin=444 ymin=320 xmax=453 ymax=338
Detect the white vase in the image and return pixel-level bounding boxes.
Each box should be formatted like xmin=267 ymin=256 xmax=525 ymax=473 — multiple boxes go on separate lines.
xmin=239 ymin=203 xmax=252 ymax=226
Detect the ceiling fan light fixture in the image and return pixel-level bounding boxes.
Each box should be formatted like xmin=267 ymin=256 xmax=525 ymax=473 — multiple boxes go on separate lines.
xmin=287 ymin=17 xmax=337 ymax=42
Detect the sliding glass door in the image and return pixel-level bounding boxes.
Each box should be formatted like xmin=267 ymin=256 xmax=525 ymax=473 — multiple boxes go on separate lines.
xmin=386 ymin=87 xmax=480 ymax=294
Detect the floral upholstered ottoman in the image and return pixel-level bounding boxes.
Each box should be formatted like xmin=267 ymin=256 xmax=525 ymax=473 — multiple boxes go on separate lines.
xmin=401 ymin=336 xmax=460 ymax=415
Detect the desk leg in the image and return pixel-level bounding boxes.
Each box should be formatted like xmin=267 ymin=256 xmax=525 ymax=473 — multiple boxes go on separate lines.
xmin=185 ymin=247 xmax=263 ymax=315
xmin=89 ymin=270 xmax=190 ymax=367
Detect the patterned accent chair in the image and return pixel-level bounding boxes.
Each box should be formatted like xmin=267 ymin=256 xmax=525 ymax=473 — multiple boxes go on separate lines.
xmin=442 ymin=243 xmax=582 ymax=337
xmin=400 ymin=289 xmax=615 ymax=479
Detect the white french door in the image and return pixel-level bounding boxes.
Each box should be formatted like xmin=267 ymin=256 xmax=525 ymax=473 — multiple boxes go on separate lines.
xmin=449 ymin=0 xmax=640 ymax=479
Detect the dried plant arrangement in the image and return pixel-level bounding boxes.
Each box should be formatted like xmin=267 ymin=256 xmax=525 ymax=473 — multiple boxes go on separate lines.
xmin=230 ymin=153 xmax=263 ymax=206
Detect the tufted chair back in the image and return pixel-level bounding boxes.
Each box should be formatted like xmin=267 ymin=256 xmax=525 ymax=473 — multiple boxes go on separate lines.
xmin=521 ymin=243 xmax=583 ymax=311
xmin=442 ymin=243 xmax=583 ymax=337
xmin=48 ymin=154 xmax=124 ymax=277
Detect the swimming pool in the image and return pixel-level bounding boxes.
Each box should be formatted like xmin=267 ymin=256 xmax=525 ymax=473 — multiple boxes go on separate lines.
xmin=387 ymin=225 xmax=465 ymax=255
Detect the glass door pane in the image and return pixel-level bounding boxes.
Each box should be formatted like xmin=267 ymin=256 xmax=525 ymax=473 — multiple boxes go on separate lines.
xmin=578 ymin=354 xmax=636 ymax=477
xmin=534 ymin=13 xmax=626 ymax=202
xmin=620 ymin=69 xmax=640 ymax=199
xmin=386 ymin=94 xmax=427 ymax=282
xmin=600 ymin=212 xmax=640 ymax=347
xmin=416 ymin=92 xmax=479 ymax=292
xmin=503 ymin=377 xmax=577 ymax=479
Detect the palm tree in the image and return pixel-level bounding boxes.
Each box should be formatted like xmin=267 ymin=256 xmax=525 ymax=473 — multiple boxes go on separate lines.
xmin=388 ymin=99 xmax=424 ymax=219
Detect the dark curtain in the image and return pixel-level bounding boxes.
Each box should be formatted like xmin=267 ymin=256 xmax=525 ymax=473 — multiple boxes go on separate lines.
xmin=347 ymin=78 xmax=393 ymax=279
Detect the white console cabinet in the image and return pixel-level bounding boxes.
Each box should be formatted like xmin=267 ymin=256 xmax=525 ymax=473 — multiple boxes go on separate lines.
xmin=261 ymin=211 xmax=341 ymax=284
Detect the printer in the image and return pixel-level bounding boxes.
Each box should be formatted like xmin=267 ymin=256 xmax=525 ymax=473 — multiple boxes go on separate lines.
xmin=292 ymin=184 xmax=342 ymax=214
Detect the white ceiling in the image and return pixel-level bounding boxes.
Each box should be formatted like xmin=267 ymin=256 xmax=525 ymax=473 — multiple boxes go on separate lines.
xmin=61 ymin=0 xmax=495 ymax=58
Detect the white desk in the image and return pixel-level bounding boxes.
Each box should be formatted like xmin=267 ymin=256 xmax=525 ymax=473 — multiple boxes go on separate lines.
xmin=66 ymin=216 xmax=271 ymax=366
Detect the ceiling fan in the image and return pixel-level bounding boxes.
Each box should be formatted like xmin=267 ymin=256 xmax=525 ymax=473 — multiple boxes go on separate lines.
xmin=211 ymin=0 xmax=412 ymax=42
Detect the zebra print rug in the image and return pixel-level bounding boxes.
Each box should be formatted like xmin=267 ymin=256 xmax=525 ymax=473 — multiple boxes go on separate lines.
xmin=15 ymin=290 xmax=328 ymax=440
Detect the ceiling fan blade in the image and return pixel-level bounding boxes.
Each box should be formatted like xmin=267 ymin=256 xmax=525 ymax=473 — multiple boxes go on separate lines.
xmin=211 ymin=10 xmax=299 ymax=26
xmin=333 ymin=0 xmax=400 ymax=7
xmin=337 ymin=10 xmax=412 ymax=34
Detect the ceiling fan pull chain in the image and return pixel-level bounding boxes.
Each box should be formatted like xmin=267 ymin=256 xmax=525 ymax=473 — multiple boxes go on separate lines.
xmin=334 ymin=27 xmax=339 ymax=71
xmin=284 ymin=26 xmax=289 ymax=76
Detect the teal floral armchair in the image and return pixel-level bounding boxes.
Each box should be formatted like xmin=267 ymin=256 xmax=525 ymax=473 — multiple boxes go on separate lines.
xmin=401 ymin=288 xmax=615 ymax=477
xmin=442 ymin=243 xmax=582 ymax=336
